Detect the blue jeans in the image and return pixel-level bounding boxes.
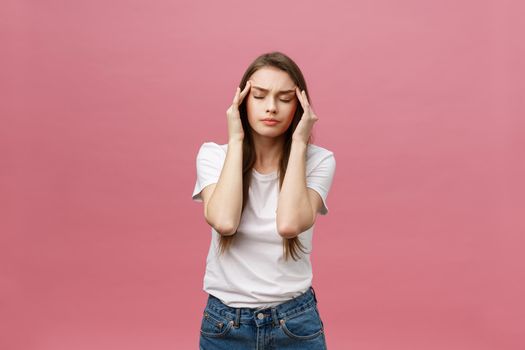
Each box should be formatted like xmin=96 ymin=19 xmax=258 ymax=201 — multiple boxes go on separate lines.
xmin=199 ymin=286 xmax=327 ymax=349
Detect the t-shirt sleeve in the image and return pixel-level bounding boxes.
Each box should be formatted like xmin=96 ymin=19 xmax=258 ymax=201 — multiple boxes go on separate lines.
xmin=191 ymin=142 xmax=226 ymax=202
xmin=306 ymin=151 xmax=336 ymax=215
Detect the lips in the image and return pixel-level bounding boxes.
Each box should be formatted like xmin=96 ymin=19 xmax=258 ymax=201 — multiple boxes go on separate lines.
xmin=262 ymin=119 xmax=279 ymax=126
xmin=262 ymin=118 xmax=279 ymax=122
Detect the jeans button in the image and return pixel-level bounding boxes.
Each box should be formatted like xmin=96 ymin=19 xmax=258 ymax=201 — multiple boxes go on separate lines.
xmin=257 ymin=313 xmax=264 ymax=320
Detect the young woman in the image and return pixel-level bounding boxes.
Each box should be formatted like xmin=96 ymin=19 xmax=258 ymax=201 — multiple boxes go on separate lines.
xmin=192 ymin=51 xmax=336 ymax=349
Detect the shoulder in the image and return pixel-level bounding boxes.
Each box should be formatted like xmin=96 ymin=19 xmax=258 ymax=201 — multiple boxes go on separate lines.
xmin=306 ymin=143 xmax=335 ymax=171
xmin=195 ymin=142 xmax=228 ymax=170
xmin=197 ymin=141 xmax=228 ymax=157
xmin=307 ymin=143 xmax=334 ymax=157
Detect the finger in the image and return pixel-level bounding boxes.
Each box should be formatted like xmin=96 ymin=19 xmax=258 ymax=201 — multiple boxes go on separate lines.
xmin=301 ymin=90 xmax=310 ymax=108
xmin=232 ymin=87 xmax=240 ymax=105
xmin=238 ymin=81 xmax=251 ymax=104
xmin=295 ymin=86 xmax=304 ymax=108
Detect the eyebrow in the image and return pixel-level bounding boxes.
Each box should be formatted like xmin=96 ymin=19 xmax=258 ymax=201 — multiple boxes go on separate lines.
xmin=252 ymin=85 xmax=295 ymax=94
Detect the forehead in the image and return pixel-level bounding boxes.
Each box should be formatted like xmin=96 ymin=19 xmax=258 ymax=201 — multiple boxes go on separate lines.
xmin=249 ymin=67 xmax=295 ymax=91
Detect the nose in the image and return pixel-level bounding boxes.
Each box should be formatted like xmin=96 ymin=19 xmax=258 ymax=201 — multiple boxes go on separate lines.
xmin=266 ymin=98 xmax=277 ymax=114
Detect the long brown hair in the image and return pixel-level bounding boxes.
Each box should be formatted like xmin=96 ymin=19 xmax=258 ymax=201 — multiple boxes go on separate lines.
xmin=218 ymin=51 xmax=315 ymax=261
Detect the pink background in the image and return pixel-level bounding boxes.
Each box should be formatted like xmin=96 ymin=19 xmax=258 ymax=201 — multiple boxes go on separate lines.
xmin=1 ymin=0 xmax=524 ymax=349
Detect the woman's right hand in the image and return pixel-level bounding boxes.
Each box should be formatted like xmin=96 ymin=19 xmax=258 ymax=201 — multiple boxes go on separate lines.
xmin=226 ymin=81 xmax=251 ymax=142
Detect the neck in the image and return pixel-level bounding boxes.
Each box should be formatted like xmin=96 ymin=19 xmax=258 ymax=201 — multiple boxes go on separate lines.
xmin=252 ymin=133 xmax=284 ymax=170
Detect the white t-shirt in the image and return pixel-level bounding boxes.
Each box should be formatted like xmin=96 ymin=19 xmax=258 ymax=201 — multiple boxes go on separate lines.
xmin=191 ymin=142 xmax=336 ymax=308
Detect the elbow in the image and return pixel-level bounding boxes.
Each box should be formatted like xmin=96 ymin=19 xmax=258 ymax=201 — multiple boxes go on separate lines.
xmin=212 ymin=222 xmax=238 ymax=236
xmin=205 ymin=213 xmax=238 ymax=236
xmin=277 ymin=219 xmax=315 ymax=238
xmin=277 ymin=223 xmax=302 ymax=239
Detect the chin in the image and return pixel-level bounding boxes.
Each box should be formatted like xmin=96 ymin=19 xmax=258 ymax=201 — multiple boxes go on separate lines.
xmin=252 ymin=127 xmax=285 ymax=138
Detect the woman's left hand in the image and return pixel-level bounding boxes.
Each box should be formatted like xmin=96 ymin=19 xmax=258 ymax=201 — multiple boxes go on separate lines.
xmin=292 ymin=87 xmax=319 ymax=144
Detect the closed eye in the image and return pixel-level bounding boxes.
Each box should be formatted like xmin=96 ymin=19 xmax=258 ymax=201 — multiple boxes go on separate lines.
xmin=254 ymin=96 xmax=292 ymax=103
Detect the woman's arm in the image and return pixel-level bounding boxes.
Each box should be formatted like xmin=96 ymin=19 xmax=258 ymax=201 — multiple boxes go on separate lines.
xmin=202 ymin=83 xmax=251 ymax=236
xmin=276 ymin=140 xmax=322 ymax=238
xmin=202 ymin=139 xmax=244 ymax=236
xmin=276 ymin=87 xmax=323 ymax=238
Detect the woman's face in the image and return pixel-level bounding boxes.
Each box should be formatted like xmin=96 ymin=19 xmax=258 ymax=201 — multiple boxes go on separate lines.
xmin=246 ymin=67 xmax=298 ymax=139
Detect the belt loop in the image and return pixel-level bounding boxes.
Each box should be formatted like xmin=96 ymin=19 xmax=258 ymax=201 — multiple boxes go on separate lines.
xmin=234 ymin=308 xmax=241 ymax=328
xmin=271 ymin=307 xmax=279 ymax=327
xmin=311 ymin=286 xmax=318 ymax=303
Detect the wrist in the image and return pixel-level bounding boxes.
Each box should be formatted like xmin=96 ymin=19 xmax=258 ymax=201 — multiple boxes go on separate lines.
xmin=291 ymin=139 xmax=308 ymax=148
xmin=228 ymin=137 xmax=244 ymax=145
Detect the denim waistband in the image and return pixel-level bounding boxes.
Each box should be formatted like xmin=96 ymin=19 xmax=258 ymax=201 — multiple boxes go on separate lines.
xmin=205 ymin=286 xmax=319 ymax=328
